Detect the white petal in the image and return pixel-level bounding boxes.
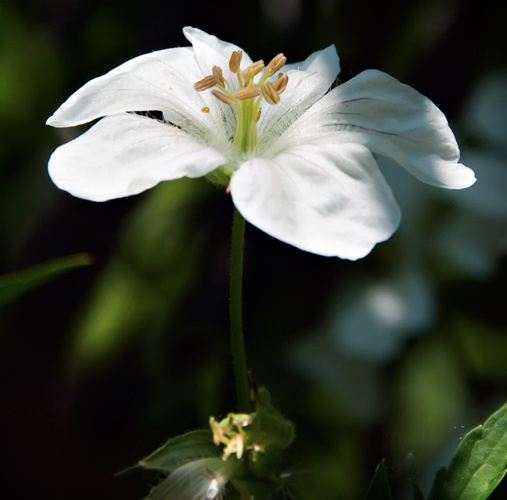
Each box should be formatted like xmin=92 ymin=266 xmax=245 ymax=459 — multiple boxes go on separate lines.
xmin=48 ymin=113 xmax=226 ymax=201
xmin=230 ymin=141 xmax=401 ymax=259
xmin=281 ymin=70 xmax=476 ymax=189
xmin=258 ymin=45 xmax=340 ymax=149
xmin=183 ymin=27 xmax=254 ymax=79
xmin=46 ymin=46 xmax=218 ymax=137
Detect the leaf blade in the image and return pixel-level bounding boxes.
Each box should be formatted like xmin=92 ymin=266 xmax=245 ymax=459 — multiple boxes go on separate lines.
xmin=135 ymin=429 xmax=221 ymax=474
xmin=0 ymin=253 xmax=93 ymax=307
xmin=365 ymin=459 xmax=393 ymax=500
xmin=429 ymin=402 xmax=507 ymax=500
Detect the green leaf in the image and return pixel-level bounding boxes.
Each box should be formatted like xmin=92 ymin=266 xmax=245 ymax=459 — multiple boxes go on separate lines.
xmin=0 ymin=253 xmax=93 ymax=308
xmin=365 ymin=459 xmax=393 ymax=500
xmin=413 ymin=482 xmax=426 ymax=500
xmin=134 ymin=429 xmax=221 ymax=474
xmin=428 ymin=401 xmax=507 ymax=500
xmin=429 ymin=467 xmax=448 ymax=500
xmin=246 ymin=387 xmax=295 ymax=479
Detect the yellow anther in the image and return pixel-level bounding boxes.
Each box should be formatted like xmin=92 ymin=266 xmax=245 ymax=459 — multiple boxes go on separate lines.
xmin=212 ymin=66 xmax=225 ymax=87
xmin=260 ymin=81 xmax=280 ymax=105
xmin=265 ymin=53 xmax=286 ymax=76
xmin=194 ymin=75 xmax=219 ymax=91
xmin=234 ymin=85 xmax=261 ymax=100
xmin=242 ymin=60 xmax=265 ymax=83
xmin=229 ymin=51 xmax=243 ymax=72
xmin=273 ymin=73 xmax=288 ymax=94
xmin=211 ymin=89 xmax=236 ymax=106
xmin=201 ymin=106 xmax=210 ymax=113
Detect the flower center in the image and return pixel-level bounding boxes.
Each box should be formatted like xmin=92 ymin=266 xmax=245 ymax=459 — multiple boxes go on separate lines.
xmin=194 ymin=51 xmax=288 ymax=154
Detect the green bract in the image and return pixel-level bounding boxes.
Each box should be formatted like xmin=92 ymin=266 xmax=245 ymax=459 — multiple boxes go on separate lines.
xmin=133 ymin=388 xmax=294 ymax=500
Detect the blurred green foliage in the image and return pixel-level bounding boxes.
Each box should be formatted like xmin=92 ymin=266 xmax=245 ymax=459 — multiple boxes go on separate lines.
xmin=0 ymin=253 xmax=93 ymax=307
xmin=65 ymin=179 xmax=211 ymax=375
xmin=1 ymin=0 xmax=506 ymax=499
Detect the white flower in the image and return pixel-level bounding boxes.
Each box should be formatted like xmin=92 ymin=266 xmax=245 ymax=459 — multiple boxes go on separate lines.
xmin=46 ymin=27 xmax=475 ymax=260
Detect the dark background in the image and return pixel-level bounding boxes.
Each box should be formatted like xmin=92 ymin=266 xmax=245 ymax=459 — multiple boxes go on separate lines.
xmin=1 ymin=0 xmax=506 ymax=498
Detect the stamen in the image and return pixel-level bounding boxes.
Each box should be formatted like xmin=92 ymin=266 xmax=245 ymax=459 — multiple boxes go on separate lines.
xmin=242 ymin=60 xmax=265 ymax=83
xmin=211 ymin=89 xmax=236 ymax=106
xmin=260 ymin=81 xmax=280 ymax=105
xmin=194 ymin=75 xmax=219 ymax=91
xmin=212 ymin=66 xmax=225 ymax=87
xmin=265 ymin=53 xmax=286 ymax=76
xmin=229 ymin=51 xmax=242 ymax=72
xmin=193 ymin=49 xmax=290 ymax=155
xmin=273 ymin=73 xmax=288 ymax=94
xmin=234 ymin=85 xmax=261 ymax=100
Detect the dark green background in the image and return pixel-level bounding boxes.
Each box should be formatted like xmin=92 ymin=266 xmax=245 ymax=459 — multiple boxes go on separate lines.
xmin=1 ymin=0 xmax=506 ymax=498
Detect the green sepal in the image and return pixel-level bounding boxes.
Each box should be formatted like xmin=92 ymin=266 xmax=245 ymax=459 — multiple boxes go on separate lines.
xmin=428 ymin=401 xmax=507 ymax=500
xmin=365 ymin=459 xmax=393 ymax=500
xmin=0 ymin=253 xmax=93 ymax=308
xmin=204 ymin=165 xmax=233 ymax=187
xmin=132 ymin=429 xmax=221 ymax=474
xmin=246 ymin=387 xmax=295 ymax=480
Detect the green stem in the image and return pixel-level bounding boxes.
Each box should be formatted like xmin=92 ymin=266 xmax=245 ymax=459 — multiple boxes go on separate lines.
xmin=230 ymin=207 xmax=252 ymax=413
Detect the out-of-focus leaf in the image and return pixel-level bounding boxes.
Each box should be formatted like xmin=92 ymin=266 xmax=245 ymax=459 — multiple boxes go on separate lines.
xmin=453 ymin=317 xmax=507 ymax=382
xmin=462 ymin=71 xmax=507 ymax=148
xmin=364 ymin=459 xmax=393 ymax=500
xmin=333 ymin=268 xmax=435 ymax=363
xmin=67 ymin=178 xmax=213 ymax=374
xmin=413 ymin=482 xmax=425 ymax=500
xmin=133 ymin=429 xmax=220 ymax=474
xmin=0 ymin=253 xmax=93 ymax=308
xmin=290 ymin=333 xmax=384 ymax=423
xmin=392 ymin=339 xmax=467 ymax=461
xmin=429 ymin=467 xmax=447 ymax=500
xmin=428 ymin=401 xmax=507 ymax=500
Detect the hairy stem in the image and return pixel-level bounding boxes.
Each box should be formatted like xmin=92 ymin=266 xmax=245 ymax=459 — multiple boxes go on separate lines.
xmin=229 ymin=207 xmax=252 ymax=412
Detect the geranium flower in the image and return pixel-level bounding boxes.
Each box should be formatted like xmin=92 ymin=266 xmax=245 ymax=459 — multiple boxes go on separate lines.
xmin=46 ymin=27 xmax=475 ymax=259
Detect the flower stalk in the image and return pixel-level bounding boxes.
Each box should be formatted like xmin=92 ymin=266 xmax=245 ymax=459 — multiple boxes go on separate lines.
xmin=229 ymin=207 xmax=252 ymax=413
